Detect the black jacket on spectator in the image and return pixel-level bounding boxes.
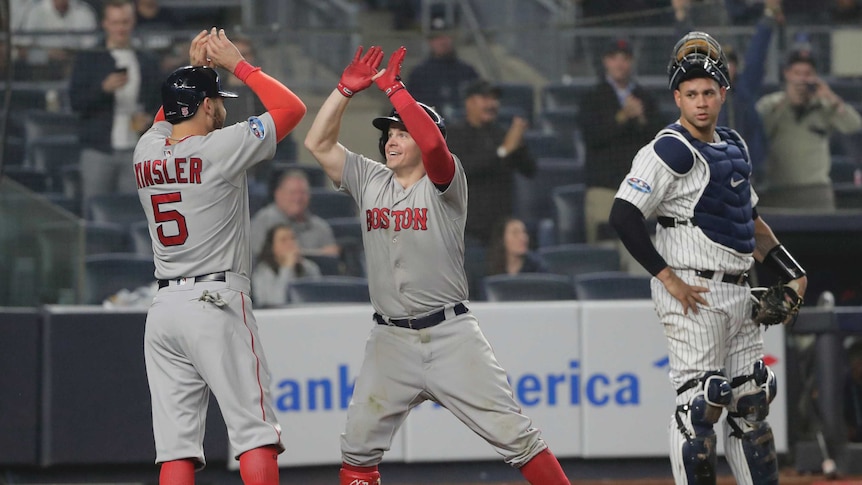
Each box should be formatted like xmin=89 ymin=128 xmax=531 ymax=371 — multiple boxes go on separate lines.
xmin=579 ymin=80 xmax=662 ymax=190
xmin=447 ymin=121 xmax=536 ymax=245
xmin=69 ymin=47 xmax=161 ymax=152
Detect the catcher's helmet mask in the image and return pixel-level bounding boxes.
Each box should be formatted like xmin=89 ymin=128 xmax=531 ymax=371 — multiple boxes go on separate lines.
xmin=667 ymin=31 xmax=731 ymax=91
xmin=162 ymin=66 xmax=238 ymax=124
xmin=373 ymin=102 xmax=446 ymax=158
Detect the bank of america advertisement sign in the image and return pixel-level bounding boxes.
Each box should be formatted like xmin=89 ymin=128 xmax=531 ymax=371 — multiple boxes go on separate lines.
xmin=245 ymin=301 xmax=786 ymax=467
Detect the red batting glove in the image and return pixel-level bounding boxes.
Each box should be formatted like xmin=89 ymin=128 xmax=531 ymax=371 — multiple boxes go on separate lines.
xmin=337 ymin=45 xmax=384 ymax=98
xmin=374 ymin=46 xmax=406 ymax=97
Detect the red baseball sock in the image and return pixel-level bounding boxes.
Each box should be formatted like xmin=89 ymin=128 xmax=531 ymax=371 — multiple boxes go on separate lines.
xmin=339 ymin=462 xmax=380 ymax=485
xmin=159 ymin=459 xmax=195 ymax=485
xmin=519 ymin=449 xmax=570 ymax=485
xmin=239 ymin=445 xmax=280 ymax=485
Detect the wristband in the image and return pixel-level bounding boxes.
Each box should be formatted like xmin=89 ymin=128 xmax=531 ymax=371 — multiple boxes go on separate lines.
xmin=764 ymin=244 xmax=806 ymax=282
xmin=233 ymin=60 xmax=260 ymax=83
xmin=383 ymin=81 xmax=404 ymax=98
xmin=336 ymin=82 xmax=355 ymax=98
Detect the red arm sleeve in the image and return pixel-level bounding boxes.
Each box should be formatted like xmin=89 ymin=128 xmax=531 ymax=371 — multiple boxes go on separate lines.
xmin=153 ymin=107 xmax=165 ymax=124
xmin=389 ymin=89 xmax=454 ymax=185
xmin=235 ymin=60 xmax=307 ymax=142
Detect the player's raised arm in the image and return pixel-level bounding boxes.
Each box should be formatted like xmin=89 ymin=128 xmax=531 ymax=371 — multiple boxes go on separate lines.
xmin=305 ymin=46 xmax=383 ymax=185
xmin=206 ymin=28 xmax=305 ymax=141
xmin=374 ymin=47 xmax=455 ymax=186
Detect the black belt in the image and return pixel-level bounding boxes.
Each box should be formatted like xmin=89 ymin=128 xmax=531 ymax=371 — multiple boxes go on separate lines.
xmin=374 ymin=303 xmax=468 ymax=330
xmin=158 ymin=272 xmax=227 ymax=289
xmin=694 ymin=270 xmax=748 ymax=286
xmin=658 ymin=216 xmax=697 ymax=228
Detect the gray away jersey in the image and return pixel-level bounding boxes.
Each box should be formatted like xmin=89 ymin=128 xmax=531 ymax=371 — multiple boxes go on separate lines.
xmin=134 ymin=114 xmax=277 ymax=280
xmin=614 ymin=129 xmax=759 ymax=274
xmin=340 ymin=149 xmax=470 ymax=318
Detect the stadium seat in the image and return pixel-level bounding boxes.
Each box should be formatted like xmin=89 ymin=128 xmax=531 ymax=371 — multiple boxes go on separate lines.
xmin=287 ymin=276 xmax=370 ymax=304
xmin=541 ymin=82 xmax=592 ymax=112
xmin=497 ymin=82 xmax=535 ymax=124
xmin=83 ymin=253 xmax=155 ymax=305
xmin=28 ymin=134 xmax=81 ymax=173
xmin=538 ymin=243 xmax=620 ymax=278
xmin=129 ymin=221 xmax=153 ymax=256
xmin=37 ymin=221 xmax=131 ymax=300
xmin=551 ymin=183 xmax=587 ymax=244
xmin=328 ymin=216 xmax=365 ymax=276
xmin=23 ymin=110 xmax=79 ymax=144
xmin=309 ymin=188 xmax=356 ymax=220
xmin=8 ymin=87 xmax=49 ymax=112
xmin=304 ymin=254 xmax=344 ymax=276
xmin=572 ymin=271 xmax=652 ymax=300
xmin=830 ymin=156 xmax=859 ymax=183
xmin=482 ymin=273 xmax=575 ymax=302
xmin=523 ymin=130 xmax=576 ymax=159
xmin=513 ymin=158 xmax=581 ymax=226
xmin=4 ymin=166 xmax=50 ymax=192
xmin=539 ymin=108 xmax=580 ymax=138
xmin=464 ymin=242 xmax=487 ymax=301
xmin=86 ymin=193 xmax=146 ymax=229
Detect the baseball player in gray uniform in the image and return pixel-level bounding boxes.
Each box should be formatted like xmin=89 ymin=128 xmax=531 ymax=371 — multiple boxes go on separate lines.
xmin=304 ymin=45 xmax=571 ymax=485
xmin=135 ymin=29 xmax=306 ymax=485
xmin=609 ymin=32 xmax=808 ymax=485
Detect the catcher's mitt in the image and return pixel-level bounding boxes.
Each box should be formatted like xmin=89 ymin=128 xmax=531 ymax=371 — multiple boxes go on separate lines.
xmin=750 ymin=284 xmax=804 ymax=327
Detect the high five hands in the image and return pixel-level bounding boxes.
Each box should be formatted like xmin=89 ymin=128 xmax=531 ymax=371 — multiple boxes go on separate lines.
xmin=188 ymin=28 xmax=245 ymax=73
xmin=337 ymin=46 xmax=407 ymax=98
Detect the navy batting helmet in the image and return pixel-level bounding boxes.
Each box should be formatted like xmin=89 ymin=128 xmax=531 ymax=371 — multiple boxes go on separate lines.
xmin=372 ymin=102 xmax=446 ymax=157
xmin=162 ymin=66 xmax=237 ymax=124
xmin=667 ymin=31 xmax=731 ymax=91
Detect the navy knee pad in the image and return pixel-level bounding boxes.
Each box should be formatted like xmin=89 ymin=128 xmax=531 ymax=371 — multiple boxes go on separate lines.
xmin=674 ymin=371 xmax=732 ymax=485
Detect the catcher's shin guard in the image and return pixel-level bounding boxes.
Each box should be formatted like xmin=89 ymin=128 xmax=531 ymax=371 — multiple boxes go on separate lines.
xmin=723 ymin=419 xmax=779 ymax=485
xmin=722 ymin=361 xmax=779 ymax=485
xmin=339 ymin=463 xmax=380 ymax=485
xmin=670 ymin=371 xmax=733 ymax=485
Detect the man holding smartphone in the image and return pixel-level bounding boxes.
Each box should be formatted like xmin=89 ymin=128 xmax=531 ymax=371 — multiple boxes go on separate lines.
xmin=756 ymin=46 xmax=862 ymax=210
xmin=69 ymin=0 xmax=161 ymax=213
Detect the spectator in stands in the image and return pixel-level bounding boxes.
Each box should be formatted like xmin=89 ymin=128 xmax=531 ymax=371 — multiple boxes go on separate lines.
xmin=579 ymin=37 xmax=661 ymax=244
xmin=446 ymin=79 xmax=535 ymax=246
xmin=15 ymin=0 xmax=98 ymax=78
xmin=674 ymin=0 xmax=782 ymax=179
xmin=133 ymin=0 xmax=179 ymax=51
xmin=832 ymin=0 xmax=862 ymax=23
xmin=69 ymin=0 xmax=161 ymax=213
xmin=252 ymin=224 xmax=322 ymax=308
xmin=363 ymin=0 xmax=420 ymax=30
xmin=250 ymin=169 xmax=340 ymax=258
xmin=405 ymin=14 xmax=479 ymax=121
xmin=134 ymin=0 xmax=179 ymax=30
xmin=756 ymin=46 xmax=862 ymax=211
xmin=485 ymin=217 xmax=549 ymax=276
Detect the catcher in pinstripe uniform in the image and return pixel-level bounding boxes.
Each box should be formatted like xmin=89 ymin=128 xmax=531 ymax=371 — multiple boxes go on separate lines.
xmin=609 ymin=31 xmax=808 ymax=485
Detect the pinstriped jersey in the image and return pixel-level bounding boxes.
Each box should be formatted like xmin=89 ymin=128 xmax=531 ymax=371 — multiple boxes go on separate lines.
xmin=339 ymin=149 xmax=469 ymax=318
xmin=614 ymin=124 xmax=760 ymax=274
xmin=134 ymin=114 xmax=277 ymax=280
